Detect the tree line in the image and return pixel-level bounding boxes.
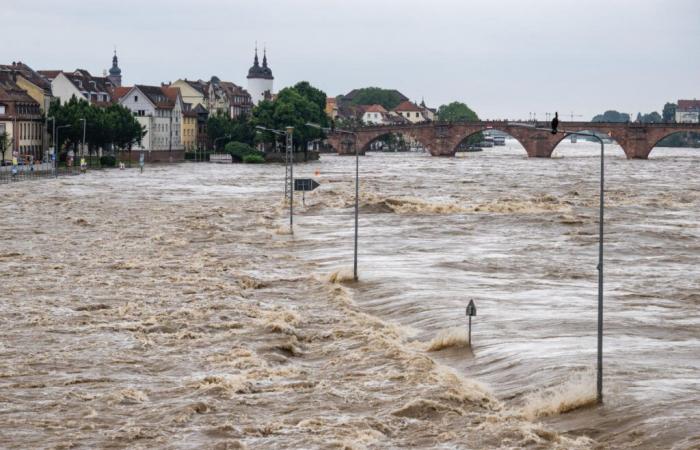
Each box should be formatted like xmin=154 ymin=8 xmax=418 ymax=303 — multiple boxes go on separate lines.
xmin=207 ymin=81 xmax=330 ymax=154
xmin=48 ymin=96 xmax=145 ymax=156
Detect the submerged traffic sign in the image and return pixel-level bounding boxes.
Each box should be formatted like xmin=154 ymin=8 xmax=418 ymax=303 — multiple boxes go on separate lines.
xmin=466 ymin=299 xmax=477 ymax=316
xmin=294 ymin=178 xmax=320 ymax=191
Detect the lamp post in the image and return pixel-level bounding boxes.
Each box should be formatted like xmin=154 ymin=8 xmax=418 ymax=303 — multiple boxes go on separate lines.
xmin=213 ymin=134 xmax=231 ymax=152
xmin=307 ymin=122 xmax=359 ymax=281
xmin=54 ymin=124 xmax=70 ymax=178
xmin=256 ymin=125 xmax=294 ymax=232
xmin=509 ymin=121 xmax=605 ymax=404
xmin=79 ymin=118 xmax=86 ymax=168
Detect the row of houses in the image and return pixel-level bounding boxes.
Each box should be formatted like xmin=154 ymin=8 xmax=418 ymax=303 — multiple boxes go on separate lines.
xmin=0 ymin=48 xmax=274 ymax=163
xmin=325 ymin=89 xmax=437 ymax=126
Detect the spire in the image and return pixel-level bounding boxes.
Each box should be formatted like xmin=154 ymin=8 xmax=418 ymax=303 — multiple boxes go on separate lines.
xmin=107 ymin=47 xmax=122 ymax=87
xmin=253 ymin=43 xmax=260 ymax=67
xmin=262 ymin=46 xmax=268 ymax=68
xmin=109 ymin=48 xmax=121 ymax=77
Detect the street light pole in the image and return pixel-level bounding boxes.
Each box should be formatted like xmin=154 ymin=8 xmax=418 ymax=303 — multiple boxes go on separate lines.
xmin=509 ymin=121 xmax=605 ymax=403
xmin=306 ymin=122 xmax=359 ymax=281
xmin=352 ymin=132 xmax=359 ymax=281
xmin=54 ymin=124 xmax=70 ymax=178
xmin=256 ymin=126 xmax=294 ymax=232
xmin=286 ymin=127 xmax=294 ymax=233
xmin=79 ymin=118 xmax=86 ymax=167
xmin=213 ymin=134 xmax=232 ymax=155
xmin=255 ymin=126 xmax=288 ymax=198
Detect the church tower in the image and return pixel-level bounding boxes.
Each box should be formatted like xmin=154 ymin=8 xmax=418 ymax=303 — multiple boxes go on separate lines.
xmin=247 ymin=46 xmax=273 ymax=105
xmin=108 ymin=50 xmax=122 ymax=87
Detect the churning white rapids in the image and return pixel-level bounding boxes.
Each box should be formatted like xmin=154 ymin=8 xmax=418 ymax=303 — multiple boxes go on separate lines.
xmin=1 ymin=140 xmax=698 ymax=449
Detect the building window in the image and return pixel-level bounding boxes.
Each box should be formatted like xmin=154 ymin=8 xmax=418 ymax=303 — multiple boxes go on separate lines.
xmin=0 ymin=105 xmax=5 ymax=114
xmin=134 ymin=95 xmax=138 ymax=102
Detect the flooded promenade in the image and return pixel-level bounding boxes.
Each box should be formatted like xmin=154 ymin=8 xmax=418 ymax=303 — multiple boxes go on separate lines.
xmin=1 ymin=140 xmax=698 ymax=448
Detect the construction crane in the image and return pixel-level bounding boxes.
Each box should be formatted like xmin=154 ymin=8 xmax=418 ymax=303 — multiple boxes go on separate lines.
xmin=566 ymin=111 xmax=583 ymax=122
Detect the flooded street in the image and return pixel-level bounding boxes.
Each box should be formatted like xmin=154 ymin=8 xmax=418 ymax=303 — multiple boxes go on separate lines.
xmin=1 ymin=141 xmax=698 ymax=448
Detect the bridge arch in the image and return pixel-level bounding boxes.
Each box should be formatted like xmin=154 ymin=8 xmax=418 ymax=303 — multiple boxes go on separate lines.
xmin=451 ymin=127 xmax=530 ymax=155
xmin=549 ymin=129 xmax=628 ymax=158
xmin=647 ymin=130 xmax=700 ymax=158
xmin=361 ymin=130 xmax=431 ymax=154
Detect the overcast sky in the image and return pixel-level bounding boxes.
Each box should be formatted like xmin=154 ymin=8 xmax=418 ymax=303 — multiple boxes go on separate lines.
xmin=5 ymin=0 xmax=699 ymax=120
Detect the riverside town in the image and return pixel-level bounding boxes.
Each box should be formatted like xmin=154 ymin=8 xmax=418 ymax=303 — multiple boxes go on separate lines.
xmin=1 ymin=2 xmax=699 ymax=449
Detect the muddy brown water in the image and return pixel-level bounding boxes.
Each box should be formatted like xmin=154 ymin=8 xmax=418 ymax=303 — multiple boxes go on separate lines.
xmin=0 ymin=140 xmax=698 ymax=449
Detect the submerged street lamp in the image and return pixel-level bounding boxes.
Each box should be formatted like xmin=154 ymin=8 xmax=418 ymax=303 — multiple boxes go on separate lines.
xmin=307 ymin=122 xmax=359 ymax=281
xmin=213 ymin=134 xmax=232 ymax=151
xmin=509 ymin=119 xmax=606 ymax=404
xmin=54 ymin=124 xmax=71 ymax=178
xmin=256 ymin=125 xmax=294 ymax=233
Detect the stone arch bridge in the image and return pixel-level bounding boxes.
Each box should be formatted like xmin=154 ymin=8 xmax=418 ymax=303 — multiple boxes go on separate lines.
xmin=326 ymin=121 xmax=700 ymax=159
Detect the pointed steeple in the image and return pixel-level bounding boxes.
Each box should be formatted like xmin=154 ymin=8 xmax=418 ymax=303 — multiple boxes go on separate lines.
xmin=108 ymin=48 xmax=122 ymax=87
xmin=248 ymin=43 xmax=272 ymax=79
xmin=110 ymin=49 xmax=121 ymax=75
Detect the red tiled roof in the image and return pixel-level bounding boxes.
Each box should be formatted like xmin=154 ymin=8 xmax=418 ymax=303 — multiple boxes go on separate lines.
xmin=0 ymin=72 xmax=41 ymax=105
xmin=392 ymin=100 xmax=422 ymax=112
xmin=161 ymin=86 xmax=181 ymax=103
xmin=678 ymin=99 xmax=700 ymax=111
xmin=362 ymin=104 xmax=387 ymax=113
xmin=112 ymin=86 xmax=132 ymax=101
xmin=134 ymin=85 xmax=178 ymax=109
xmin=37 ymin=70 xmax=61 ymax=80
xmin=0 ymin=62 xmax=52 ymax=92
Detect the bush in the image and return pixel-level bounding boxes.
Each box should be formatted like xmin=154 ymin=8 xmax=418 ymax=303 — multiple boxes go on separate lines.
xmin=224 ymin=141 xmax=263 ymax=162
xmin=100 ymin=155 xmax=117 ymax=167
xmin=242 ymin=154 xmax=265 ymax=164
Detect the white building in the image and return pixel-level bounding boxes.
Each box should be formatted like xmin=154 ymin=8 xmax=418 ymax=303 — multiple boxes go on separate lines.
xmin=360 ymin=104 xmax=388 ymax=125
xmin=676 ymin=99 xmax=700 ymax=123
xmin=246 ymin=48 xmax=274 ymax=105
xmin=392 ymin=101 xmax=426 ymax=124
xmin=117 ymin=85 xmax=184 ymax=151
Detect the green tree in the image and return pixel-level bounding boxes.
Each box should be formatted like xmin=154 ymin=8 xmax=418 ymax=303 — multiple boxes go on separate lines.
xmin=640 ymin=111 xmax=662 ymax=123
xmin=437 ymin=102 xmax=480 ymax=122
xmin=207 ymin=112 xmax=255 ymax=149
xmin=48 ymin=96 xmax=144 ymax=158
xmin=224 ymin=141 xmax=262 ymax=162
xmin=662 ymin=103 xmax=677 ymax=123
xmin=251 ymin=81 xmax=329 ymax=151
xmin=591 ymin=110 xmax=630 ymax=122
xmin=437 ymin=102 xmax=481 ymax=144
xmin=347 ymin=87 xmax=406 ymax=110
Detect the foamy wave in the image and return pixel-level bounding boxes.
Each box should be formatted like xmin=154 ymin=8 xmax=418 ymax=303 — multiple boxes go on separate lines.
xmin=274 ymin=225 xmax=293 ymax=235
xmin=192 ymin=374 xmax=254 ymax=398
xmin=472 ymin=195 xmax=572 ymax=214
xmin=328 ymin=268 xmax=356 ymax=283
xmin=426 ymin=327 xmax=471 ymax=351
xmin=315 ymin=189 xmax=466 ymax=215
xmin=520 ymin=370 xmax=597 ymax=420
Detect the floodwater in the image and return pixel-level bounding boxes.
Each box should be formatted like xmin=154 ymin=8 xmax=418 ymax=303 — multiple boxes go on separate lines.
xmin=1 ymin=140 xmax=698 ymax=449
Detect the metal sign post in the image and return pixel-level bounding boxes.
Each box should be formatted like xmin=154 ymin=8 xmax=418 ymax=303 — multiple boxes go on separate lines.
xmin=286 ymin=127 xmax=294 ymax=233
xmin=508 ymin=121 xmax=606 ymax=404
xmin=294 ymin=178 xmax=320 ymax=207
xmin=466 ymin=299 xmax=477 ymax=345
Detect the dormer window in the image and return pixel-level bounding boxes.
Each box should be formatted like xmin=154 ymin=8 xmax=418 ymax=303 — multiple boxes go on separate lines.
xmin=89 ymin=80 xmax=97 ymax=90
xmin=75 ymin=79 xmax=82 ymax=88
